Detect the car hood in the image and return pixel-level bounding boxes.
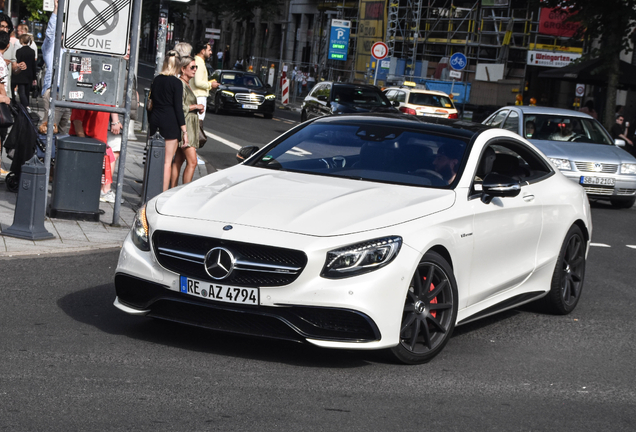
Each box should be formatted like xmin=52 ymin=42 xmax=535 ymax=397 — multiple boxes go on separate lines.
xmin=155 ymin=165 xmax=455 ymax=237
xmin=529 ymin=139 xmax=636 ymax=162
xmin=224 ymin=86 xmax=269 ymax=95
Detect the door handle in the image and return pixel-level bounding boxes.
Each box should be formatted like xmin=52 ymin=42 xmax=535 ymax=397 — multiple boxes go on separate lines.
xmin=523 ymin=194 xmax=535 ymax=202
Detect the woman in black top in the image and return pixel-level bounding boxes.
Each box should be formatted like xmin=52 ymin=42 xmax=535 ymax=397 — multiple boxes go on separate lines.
xmin=149 ymin=50 xmax=188 ymax=191
xmin=13 ymin=34 xmax=36 ymax=109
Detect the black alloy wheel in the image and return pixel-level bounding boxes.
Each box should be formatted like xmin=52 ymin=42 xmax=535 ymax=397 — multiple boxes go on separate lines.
xmin=538 ymin=224 xmax=586 ymax=314
xmin=390 ymin=251 xmax=458 ymax=364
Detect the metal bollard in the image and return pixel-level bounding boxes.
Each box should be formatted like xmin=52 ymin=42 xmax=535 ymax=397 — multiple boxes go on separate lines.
xmin=1 ymin=155 xmax=55 ymax=240
xmin=141 ymin=87 xmax=150 ymax=133
xmin=140 ymin=131 xmax=165 ymax=205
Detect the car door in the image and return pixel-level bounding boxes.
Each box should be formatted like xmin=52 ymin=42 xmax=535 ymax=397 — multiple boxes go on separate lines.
xmin=466 ymin=139 xmax=546 ymax=307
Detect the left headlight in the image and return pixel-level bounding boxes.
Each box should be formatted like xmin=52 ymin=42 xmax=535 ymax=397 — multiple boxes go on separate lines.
xmin=621 ymin=163 xmax=636 ymax=174
xmin=265 ymin=94 xmax=276 ymax=100
xmin=549 ymin=158 xmax=572 ymax=171
xmin=131 ymin=205 xmax=150 ymax=251
xmin=221 ymin=90 xmax=235 ymax=98
xmin=321 ymin=236 xmax=402 ymax=279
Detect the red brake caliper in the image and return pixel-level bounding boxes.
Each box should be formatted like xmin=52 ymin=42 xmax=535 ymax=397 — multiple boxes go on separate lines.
xmin=422 ymin=277 xmax=437 ymax=318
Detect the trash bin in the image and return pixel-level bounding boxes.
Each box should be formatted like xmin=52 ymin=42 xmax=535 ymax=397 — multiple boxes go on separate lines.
xmin=48 ymin=136 xmax=106 ymax=221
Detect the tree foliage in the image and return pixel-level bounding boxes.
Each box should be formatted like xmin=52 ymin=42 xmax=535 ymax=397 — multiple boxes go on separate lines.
xmin=19 ymin=0 xmax=51 ymax=22
xmin=537 ymin=0 xmax=636 ymax=128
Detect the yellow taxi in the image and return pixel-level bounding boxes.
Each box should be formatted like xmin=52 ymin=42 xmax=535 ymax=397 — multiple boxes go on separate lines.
xmin=384 ymin=82 xmax=458 ymax=119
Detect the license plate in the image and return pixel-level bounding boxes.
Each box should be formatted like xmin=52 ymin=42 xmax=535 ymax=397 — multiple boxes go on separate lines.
xmin=180 ymin=276 xmax=259 ymax=305
xmin=580 ymin=176 xmax=615 ymax=186
xmin=242 ymin=104 xmax=258 ymax=110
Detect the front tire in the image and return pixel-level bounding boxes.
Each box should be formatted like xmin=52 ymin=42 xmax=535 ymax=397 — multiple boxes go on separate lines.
xmin=390 ymin=251 xmax=458 ymax=364
xmin=537 ymin=224 xmax=586 ymax=314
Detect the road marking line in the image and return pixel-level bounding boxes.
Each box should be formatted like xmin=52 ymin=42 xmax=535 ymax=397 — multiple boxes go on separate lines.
xmin=590 ymin=243 xmax=610 ymax=248
xmin=627 ymin=245 xmax=636 ymax=249
xmin=204 ymin=131 xmax=242 ymax=150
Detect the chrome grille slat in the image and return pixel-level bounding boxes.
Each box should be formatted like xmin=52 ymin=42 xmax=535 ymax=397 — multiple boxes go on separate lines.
xmin=617 ymin=188 xmax=636 ymax=196
xmin=235 ymin=93 xmax=264 ymax=105
xmin=583 ymin=186 xmax=614 ymax=195
xmin=574 ymin=161 xmax=618 ymax=174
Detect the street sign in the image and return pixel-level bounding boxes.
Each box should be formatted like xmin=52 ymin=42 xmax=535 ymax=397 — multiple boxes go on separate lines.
xmin=575 ymin=83 xmax=585 ymax=98
xmin=206 ymin=28 xmax=221 ymax=34
xmin=371 ymin=42 xmax=388 ymax=60
xmin=206 ymin=35 xmax=221 ymax=40
xmin=450 ymin=52 xmax=467 ymax=71
xmin=328 ymin=19 xmax=351 ymax=61
xmin=449 ymin=70 xmax=462 ymax=79
xmin=63 ymin=0 xmax=132 ymax=56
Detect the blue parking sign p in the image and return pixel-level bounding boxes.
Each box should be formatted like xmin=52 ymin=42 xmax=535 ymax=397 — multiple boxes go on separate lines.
xmin=328 ymin=20 xmax=351 ymax=61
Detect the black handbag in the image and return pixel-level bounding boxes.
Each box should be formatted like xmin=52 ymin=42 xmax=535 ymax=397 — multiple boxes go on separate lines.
xmin=0 ymin=102 xmax=14 ymax=128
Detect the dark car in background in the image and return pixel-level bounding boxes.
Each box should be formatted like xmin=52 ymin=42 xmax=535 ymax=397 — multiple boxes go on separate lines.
xmin=208 ymin=70 xmax=276 ymax=119
xmin=300 ymin=82 xmax=398 ymax=122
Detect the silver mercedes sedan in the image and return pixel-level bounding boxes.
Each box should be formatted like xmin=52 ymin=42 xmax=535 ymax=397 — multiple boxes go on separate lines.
xmin=484 ymin=106 xmax=636 ymax=208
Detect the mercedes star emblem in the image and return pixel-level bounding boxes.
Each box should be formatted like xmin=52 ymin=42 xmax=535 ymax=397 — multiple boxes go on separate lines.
xmin=204 ymin=247 xmax=235 ymax=280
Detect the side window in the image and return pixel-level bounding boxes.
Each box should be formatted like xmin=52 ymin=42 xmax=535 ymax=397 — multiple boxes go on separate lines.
xmin=211 ymin=71 xmax=220 ymax=82
xmin=396 ymin=91 xmax=407 ymax=103
xmin=502 ymin=111 xmax=519 ymax=133
xmin=385 ymin=90 xmax=396 ymax=101
xmin=489 ymin=110 xmax=509 ymax=128
xmin=324 ymin=84 xmax=332 ymax=100
xmin=309 ymin=84 xmax=323 ymax=98
xmin=484 ymin=141 xmax=553 ymax=183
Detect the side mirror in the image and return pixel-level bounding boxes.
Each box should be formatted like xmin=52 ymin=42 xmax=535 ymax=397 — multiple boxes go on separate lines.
xmin=481 ymin=173 xmax=521 ymax=204
xmin=391 ymin=100 xmax=400 ymax=107
xmin=615 ymin=138 xmax=626 ymax=147
xmin=317 ymin=95 xmax=328 ymax=102
xmin=236 ymin=145 xmax=259 ymax=163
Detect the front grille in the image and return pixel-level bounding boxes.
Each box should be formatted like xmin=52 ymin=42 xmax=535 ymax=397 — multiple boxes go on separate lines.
xmin=574 ymin=161 xmax=618 ymax=174
xmin=152 ymin=231 xmax=307 ymax=287
xmin=115 ymin=273 xmax=380 ymax=342
xmin=616 ymin=188 xmax=636 ymax=196
xmin=583 ymin=186 xmax=614 ymax=195
xmin=235 ymin=93 xmax=264 ymax=105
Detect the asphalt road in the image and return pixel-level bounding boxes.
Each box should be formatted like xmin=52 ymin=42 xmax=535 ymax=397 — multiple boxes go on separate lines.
xmin=1 ymin=202 xmax=635 ymax=430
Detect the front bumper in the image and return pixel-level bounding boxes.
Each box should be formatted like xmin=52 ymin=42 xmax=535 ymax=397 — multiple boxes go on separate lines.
xmin=114 ymin=222 xmax=420 ymax=350
xmin=220 ymin=96 xmax=275 ymax=114
xmin=561 ymin=171 xmax=636 ymax=199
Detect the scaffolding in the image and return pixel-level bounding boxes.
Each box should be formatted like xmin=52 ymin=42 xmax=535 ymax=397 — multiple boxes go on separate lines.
xmin=385 ymin=0 xmax=585 ymax=79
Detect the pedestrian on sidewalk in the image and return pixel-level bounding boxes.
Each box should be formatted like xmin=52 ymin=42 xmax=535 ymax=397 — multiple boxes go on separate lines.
xmin=0 ymin=31 xmax=14 ymax=180
xmin=41 ymin=0 xmax=71 ymax=133
xmin=13 ymin=34 xmax=36 ymax=109
xmin=191 ymin=40 xmax=219 ymax=122
xmin=106 ymin=43 xmax=139 ymax=199
xmin=171 ymin=55 xmax=203 ymax=187
xmin=14 ymin=23 xmax=37 ymax=60
xmin=148 ymin=50 xmax=186 ymax=192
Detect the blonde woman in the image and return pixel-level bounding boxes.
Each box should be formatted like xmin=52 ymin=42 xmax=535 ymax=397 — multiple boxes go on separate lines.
xmin=171 ymin=56 xmax=204 ymax=187
xmin=148 ymin=50 xmax=186 ymax=192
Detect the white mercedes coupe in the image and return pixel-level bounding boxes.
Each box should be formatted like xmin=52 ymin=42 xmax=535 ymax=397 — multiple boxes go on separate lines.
xmin=114 ymin=114 xmax=591 ymax=364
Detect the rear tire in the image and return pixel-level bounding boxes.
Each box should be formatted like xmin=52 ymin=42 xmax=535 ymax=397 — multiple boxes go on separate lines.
xmin=537 ymin=224 xmax=586 ymax=314
xmin=610 ymin=196 xmax=635 ymax=209
xmin=389 ymin=251 xmax=458 ymax=364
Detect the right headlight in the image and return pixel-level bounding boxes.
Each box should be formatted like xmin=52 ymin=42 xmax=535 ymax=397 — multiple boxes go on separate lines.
xmin=131 ymin=205 xmax=150 ymax=251
xmin=321 ymin=236 xmax=402 ymax=279
xmin=549 ymin=158 xmax=572 ymax=171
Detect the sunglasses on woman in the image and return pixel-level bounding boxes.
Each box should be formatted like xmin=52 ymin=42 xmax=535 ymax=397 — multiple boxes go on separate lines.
xmin=189 ymin=65 xmax=198 ymax=70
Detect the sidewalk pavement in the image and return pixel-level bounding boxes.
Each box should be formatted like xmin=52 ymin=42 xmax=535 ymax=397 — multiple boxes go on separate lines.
xmin=0 ymin=104 xmax=208 ymax=257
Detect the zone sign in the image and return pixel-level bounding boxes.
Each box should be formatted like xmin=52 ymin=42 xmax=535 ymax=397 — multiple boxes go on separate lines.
xmin=64 ymin=0 xmax=132 ymax=56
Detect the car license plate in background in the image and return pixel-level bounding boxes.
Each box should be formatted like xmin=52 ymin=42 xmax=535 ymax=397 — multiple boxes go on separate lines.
xmin=242 ymin=104 xmax=258 ymax=110
xmin=580 ymin=176 xmax=615 ymax=186
xmin=180 ymin=276 xmax=259 ymax=305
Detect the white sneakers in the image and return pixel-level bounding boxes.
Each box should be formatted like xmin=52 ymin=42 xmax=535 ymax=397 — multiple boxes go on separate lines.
xmin=100 ymin=190 xmax=124 ymax=204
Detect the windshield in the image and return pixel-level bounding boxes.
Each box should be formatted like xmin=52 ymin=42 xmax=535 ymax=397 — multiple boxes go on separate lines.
xmin=524 ymin=114 xmax=614 ymax=145
xmin=409 ymin=93 xmax=454 ymax=109
xmin=333 ymin=87 xmax=390 ymax=107
xmin=247 ymin=123 xmax=468 ymax=188
xmin=220 ymin=73 xmax=264 ymax=88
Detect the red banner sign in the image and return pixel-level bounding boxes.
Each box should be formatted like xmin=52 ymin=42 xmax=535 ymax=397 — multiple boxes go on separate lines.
xmin=539 ymin=7 xmax=580 ymax=37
